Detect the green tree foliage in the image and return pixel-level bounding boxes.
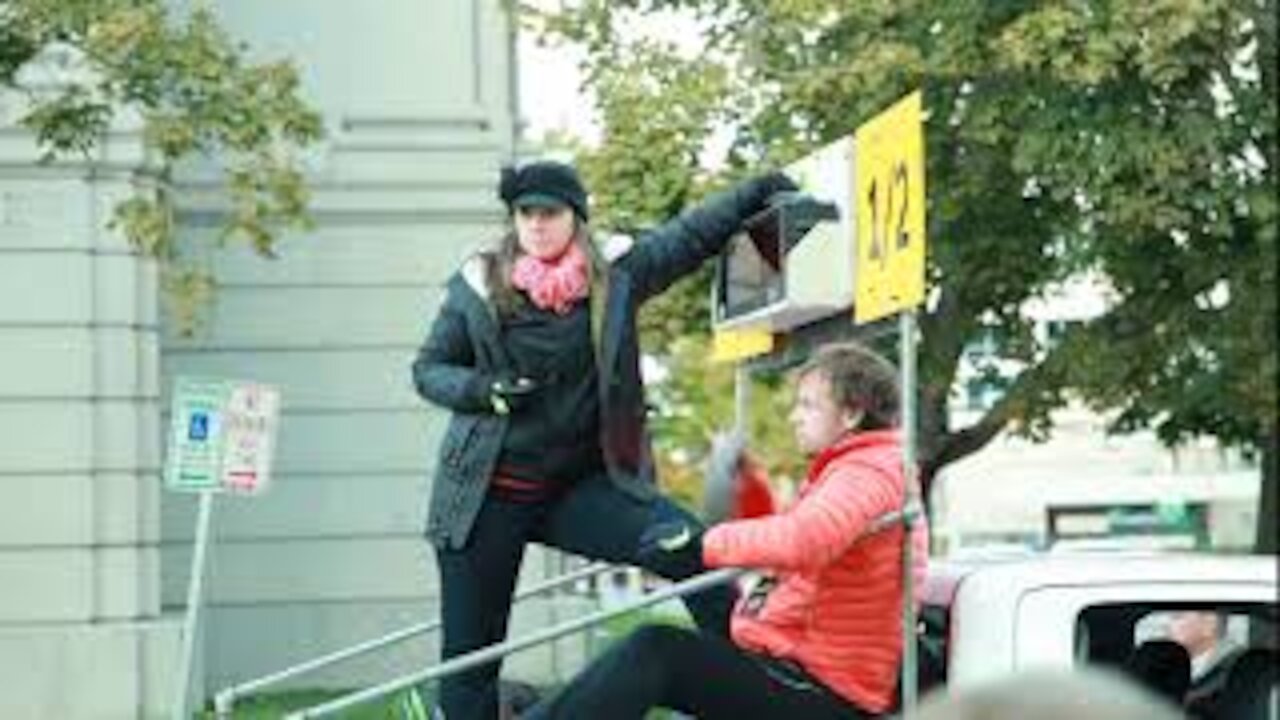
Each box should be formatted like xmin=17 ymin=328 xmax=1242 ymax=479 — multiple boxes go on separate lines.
xmin=528 ymin=0 xmax=1276 ymax=529
xmin=2 ymin=0 xmax=323 ymax=329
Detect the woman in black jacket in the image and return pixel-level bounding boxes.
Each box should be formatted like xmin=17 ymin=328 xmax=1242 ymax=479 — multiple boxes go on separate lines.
xmin=412 ymin=160 xmax=794 ymax=720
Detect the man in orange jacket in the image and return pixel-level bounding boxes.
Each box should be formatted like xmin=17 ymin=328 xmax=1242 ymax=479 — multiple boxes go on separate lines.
xmin=524 ymin=342 xmax=928 ymax=720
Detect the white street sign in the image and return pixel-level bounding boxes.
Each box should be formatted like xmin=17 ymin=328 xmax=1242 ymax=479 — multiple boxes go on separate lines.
xmin=165 ymin=378 xmax=232 ymax=493
xmin=164 ymin=377 xmax=280 ymax=495
xmin=220 ymin=383 xmax=280 ymax=495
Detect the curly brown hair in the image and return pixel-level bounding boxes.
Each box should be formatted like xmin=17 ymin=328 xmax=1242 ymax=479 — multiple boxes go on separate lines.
xmin=797 ymin=342 xmax=900 ymax=430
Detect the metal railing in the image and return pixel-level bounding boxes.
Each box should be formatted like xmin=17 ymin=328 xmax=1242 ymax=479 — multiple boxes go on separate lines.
xmin=265 ymin=505 xmax=916 ymax=719
xmin=216 ymin=504 xmax=917 ymax=719
xmin=213 ymin=560 xmax=615 ymax=719
xmin=284 ymin=567 xmax=746 ymax=720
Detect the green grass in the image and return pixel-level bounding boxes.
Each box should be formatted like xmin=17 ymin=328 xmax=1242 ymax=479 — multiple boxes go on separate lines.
xmin=200 ymin=608 xmax=696 ymax=720
xmin=595 ymin=603 xmax=694 ymax=644
xmin=197 ymin=689 xmax=403 ymax=719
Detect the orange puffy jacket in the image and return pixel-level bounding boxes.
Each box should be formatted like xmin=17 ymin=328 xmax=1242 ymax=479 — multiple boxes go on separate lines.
xmin=702 ymin=429 xmax=929 ymax=714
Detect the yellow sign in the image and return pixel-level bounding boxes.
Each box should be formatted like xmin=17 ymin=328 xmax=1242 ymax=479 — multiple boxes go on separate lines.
xmin=710 ymin=328 xmax=774 ymax=364
xmin=853 ymin=90 xmax=927 ymax=324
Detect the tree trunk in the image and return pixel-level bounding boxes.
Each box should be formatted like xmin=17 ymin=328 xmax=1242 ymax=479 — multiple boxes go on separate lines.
xmin=1255 ymin=425 xmax=1278 ymax=554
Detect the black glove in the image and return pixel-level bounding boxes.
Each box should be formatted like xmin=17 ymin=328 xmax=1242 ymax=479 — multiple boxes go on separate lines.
xmin=636 ymin=520 xmax=703 ymax=567
xmin=489 ymin=376 xmax=539 ymax=415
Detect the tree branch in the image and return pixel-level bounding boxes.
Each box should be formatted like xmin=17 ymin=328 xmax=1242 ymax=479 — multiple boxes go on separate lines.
xmin=918 ymin=276 xmax=1187 ymax=495
xmin=921 ymin=358 xmax=1044 ymax=488
xmin=920 ymin=309 xmax=1095 ymax=492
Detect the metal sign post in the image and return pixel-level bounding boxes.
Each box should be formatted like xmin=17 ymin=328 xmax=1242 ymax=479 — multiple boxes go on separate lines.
xmin=166 ymin=378 xmax=230 ymax=720
xmin=174 ymin=490 xmax=216 ymax=720
xmin=853 ymin=89 xmax=927 ymax=718
xmin=734 ymin=364 xmax=751 ymax=433
xmin=164 ymin=377 xmax=280 ymax=720
xmin=899 ymin=309 xmax=921 ymax=713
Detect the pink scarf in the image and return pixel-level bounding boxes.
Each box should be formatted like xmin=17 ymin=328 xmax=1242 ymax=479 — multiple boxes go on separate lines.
xmin=510 ymin=242 xmax=590 ymax=314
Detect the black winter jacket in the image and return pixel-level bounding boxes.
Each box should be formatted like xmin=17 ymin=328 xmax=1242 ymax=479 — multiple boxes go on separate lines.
xmin=412 ymin=173 xmax=793 ymax=549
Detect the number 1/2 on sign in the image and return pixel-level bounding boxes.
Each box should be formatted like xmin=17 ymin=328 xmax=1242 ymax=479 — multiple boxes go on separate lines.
xmin=866 ymin=162 xmax=911 ymax=268
xmin=853 ymin=91 xmax=927 ymax=324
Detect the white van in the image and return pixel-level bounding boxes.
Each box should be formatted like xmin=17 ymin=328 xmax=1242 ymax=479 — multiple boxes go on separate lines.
xmin=916 ymin=552 xmax=1278 ymax=718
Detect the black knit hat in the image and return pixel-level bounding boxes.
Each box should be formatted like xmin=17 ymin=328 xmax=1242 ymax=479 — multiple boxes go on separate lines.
xmin=498 ymin=160 xmax=589 ymax=222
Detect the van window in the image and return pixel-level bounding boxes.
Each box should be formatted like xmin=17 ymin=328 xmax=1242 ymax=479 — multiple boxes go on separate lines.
xmin=1076 ymin=602 xmax=1277 ymax=717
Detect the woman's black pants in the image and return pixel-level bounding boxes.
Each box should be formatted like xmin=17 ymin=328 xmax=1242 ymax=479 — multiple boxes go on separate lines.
xmin=432 ymin=475 xmax=736 ymax=720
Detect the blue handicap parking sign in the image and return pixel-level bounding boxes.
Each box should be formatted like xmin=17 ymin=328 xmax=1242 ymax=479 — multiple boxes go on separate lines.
xmin=188 ymin=412 xmax=210 ymax=441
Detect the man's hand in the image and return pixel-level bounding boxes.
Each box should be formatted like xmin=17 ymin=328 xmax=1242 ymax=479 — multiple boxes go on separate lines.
xmin=703 ymin=430 xmax=747 ymax=525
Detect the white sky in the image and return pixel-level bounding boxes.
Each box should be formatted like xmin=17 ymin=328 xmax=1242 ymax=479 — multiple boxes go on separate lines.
xmin=515 ymin=3 xmax=711 ymax=148
xmin=517 ymin=28 xmax=598 ymax=144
